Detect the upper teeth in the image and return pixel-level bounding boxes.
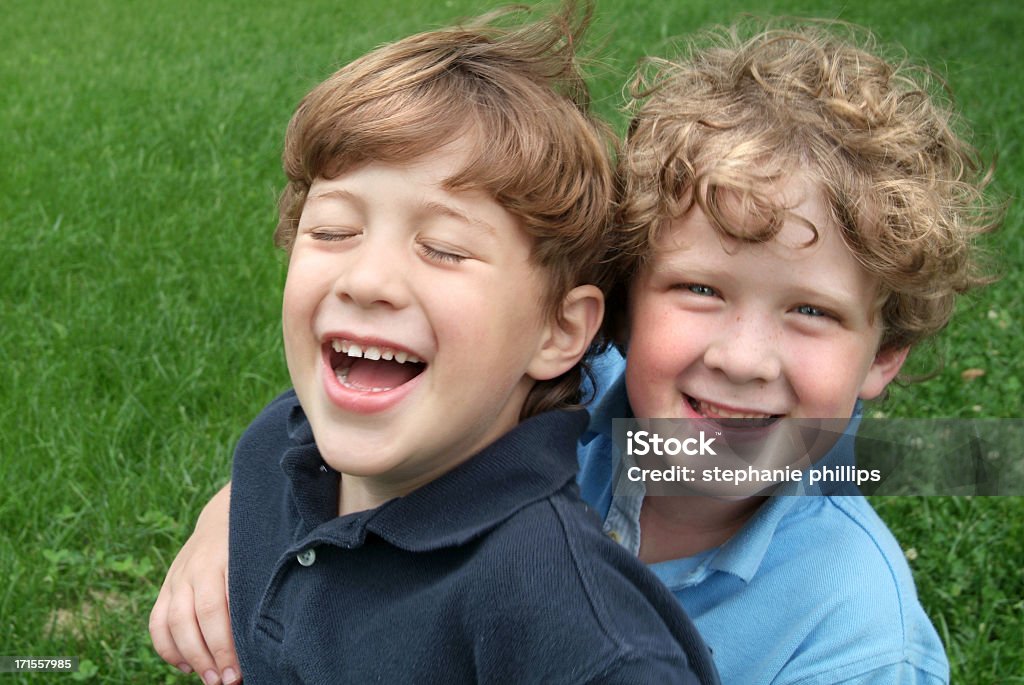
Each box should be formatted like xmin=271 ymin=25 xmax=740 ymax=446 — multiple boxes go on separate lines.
xmin=694 ymin=399 xmax=772 ymax=420
xmin=330 ymin=339 xmax=421 ymax=364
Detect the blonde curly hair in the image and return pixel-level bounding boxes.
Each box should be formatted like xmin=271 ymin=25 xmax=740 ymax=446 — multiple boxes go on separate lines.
xmin=613 ymin=19 xmax=1002 ymax=353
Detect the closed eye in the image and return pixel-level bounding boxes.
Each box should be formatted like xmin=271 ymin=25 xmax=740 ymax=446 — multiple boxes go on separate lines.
xmin=420 ymin=243 xmax=468 ymax=264
xmin=310 ymin=228 xmax=358 ymax=242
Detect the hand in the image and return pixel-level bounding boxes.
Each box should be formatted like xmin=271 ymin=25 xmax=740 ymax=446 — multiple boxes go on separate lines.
xmin=150 ymin=482 xmax=240 ymax=685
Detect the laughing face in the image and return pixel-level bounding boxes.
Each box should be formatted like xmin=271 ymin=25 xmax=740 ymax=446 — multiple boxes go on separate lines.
xmin=624 ymin=174 xmax=908 ymax=433
xmin=282 ymin=139 xmax=557 ymax=509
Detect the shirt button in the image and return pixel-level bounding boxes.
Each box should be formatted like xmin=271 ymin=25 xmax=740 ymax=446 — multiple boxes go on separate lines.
xmin=296 ymin=548 xmax=316 ymax=567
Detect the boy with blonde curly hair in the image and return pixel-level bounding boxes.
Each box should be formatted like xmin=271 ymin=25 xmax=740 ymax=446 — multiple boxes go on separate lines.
xmin=579 ymin=19 xmax=1001 ymax=684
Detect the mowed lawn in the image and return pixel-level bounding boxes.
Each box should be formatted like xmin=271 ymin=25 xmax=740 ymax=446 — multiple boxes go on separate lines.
xmin=1 ymin=0 xmax=1020 ymax=682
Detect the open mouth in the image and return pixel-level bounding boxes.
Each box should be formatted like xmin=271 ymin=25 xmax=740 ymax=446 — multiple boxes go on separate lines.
xmin=327 ymin=339 xmax=426 ymax=393
xmin=686 ymin=394 xmax=782 ymax=429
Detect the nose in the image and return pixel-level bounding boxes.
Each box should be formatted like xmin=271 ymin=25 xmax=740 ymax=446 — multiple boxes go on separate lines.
xmin=332 ymin=235 xmax=410 ymax=310
xmin=702 ymin=311 xmax=782 ymax=384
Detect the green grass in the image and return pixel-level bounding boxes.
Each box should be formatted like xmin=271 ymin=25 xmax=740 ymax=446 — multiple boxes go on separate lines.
xmin=1 ymin=0 xmax=1020 ymax=682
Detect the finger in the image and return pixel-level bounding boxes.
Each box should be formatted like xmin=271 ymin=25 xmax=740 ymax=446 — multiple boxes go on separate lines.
xmin=166 ymin=585 xmax=223 ymax=685
xmin=193 ymin=574 xmax=240 ymax=685
xmin=150 ymin=583 xmax=193 ymax=675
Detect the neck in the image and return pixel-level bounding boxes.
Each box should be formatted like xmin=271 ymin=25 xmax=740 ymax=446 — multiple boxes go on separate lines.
xmin=337 ymin=475 xmax=404 ymax=516
xmin=637 ymin=495 xmax=764 ymax=564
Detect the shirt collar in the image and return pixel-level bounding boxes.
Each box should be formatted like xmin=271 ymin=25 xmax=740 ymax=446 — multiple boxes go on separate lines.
xmin=703 ymin=495 xmax=797 ymax=582
xmin=286 ymin=400 xmax=315 ymax=443
xmin=279 ymin=397 xmax=588 ymax=551
xmin=280 ymin=402 xmax=340 ymax=537
xmin=582 ymin=371 xmax=631 ymax=444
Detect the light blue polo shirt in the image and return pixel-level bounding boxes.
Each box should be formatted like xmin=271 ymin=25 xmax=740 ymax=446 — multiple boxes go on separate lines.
xmin=577 ymin=350 xmax=950 ymax=685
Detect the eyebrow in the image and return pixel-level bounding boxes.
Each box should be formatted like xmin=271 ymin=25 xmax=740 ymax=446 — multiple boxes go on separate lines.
xmin=305 ymin=187 xmax=498 ymax=237
xmin=419 ymin=199 xmax=497 ymax=237
xmin=306 ymin=188 xmax=358 ymax=204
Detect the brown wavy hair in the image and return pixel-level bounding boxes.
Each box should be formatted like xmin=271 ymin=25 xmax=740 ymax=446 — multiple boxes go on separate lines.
xmin=612 ymin=19 xmax=1002 ymax=354
xmin=275 ymin=2 xmax=615 ymax=418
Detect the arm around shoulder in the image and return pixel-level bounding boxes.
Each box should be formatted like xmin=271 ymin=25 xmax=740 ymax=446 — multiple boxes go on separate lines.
xmin=150 ymin=481 xmax=238 ymax=684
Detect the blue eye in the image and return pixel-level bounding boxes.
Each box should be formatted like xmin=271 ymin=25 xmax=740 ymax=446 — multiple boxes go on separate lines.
xmin=685 ymin=284 xmax=717 ymax=297
xmin=795 ymin=304 xmax=828 ymax=318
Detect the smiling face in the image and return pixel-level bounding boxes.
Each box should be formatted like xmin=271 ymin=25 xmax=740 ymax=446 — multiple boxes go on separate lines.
xmin=625 ymin=174 xmax=908 ymax=428
xmin=283 ymin=140 xmax=558 ymax=507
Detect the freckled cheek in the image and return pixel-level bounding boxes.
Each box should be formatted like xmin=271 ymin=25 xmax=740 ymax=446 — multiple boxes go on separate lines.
xmin=625 ymin=350 xmax=678 ymax=419
xmin=625 ymin=338 xmax=678 ymax=406
xmin=637 ymin=338 xmax=677 ymax=376
xmin=792 ymin=365 xmax=861 ymax=418
xmin=629 ymin=307 xmax=697 ymax=374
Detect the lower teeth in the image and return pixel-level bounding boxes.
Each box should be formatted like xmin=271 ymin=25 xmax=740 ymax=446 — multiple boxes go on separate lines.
xmin=335 ymin=367 xmax=392 ymax=393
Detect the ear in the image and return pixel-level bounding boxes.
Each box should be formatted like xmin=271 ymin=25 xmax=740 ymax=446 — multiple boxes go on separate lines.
xmin=858 ymin=346 xmax=910 ymax=400
xmin=527 ymin=285 xmax=604 ymax=381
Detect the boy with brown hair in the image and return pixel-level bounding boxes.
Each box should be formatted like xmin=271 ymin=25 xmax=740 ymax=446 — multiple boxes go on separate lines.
xmin=156 ymin=4 xmax=718 ymax=684
xmin=578 ymin=19 xmax=1001 ymax=684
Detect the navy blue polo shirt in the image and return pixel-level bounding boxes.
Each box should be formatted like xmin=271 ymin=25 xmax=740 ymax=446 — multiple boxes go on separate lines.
xmin=229 ymin=390 xmax=718 ymax=684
